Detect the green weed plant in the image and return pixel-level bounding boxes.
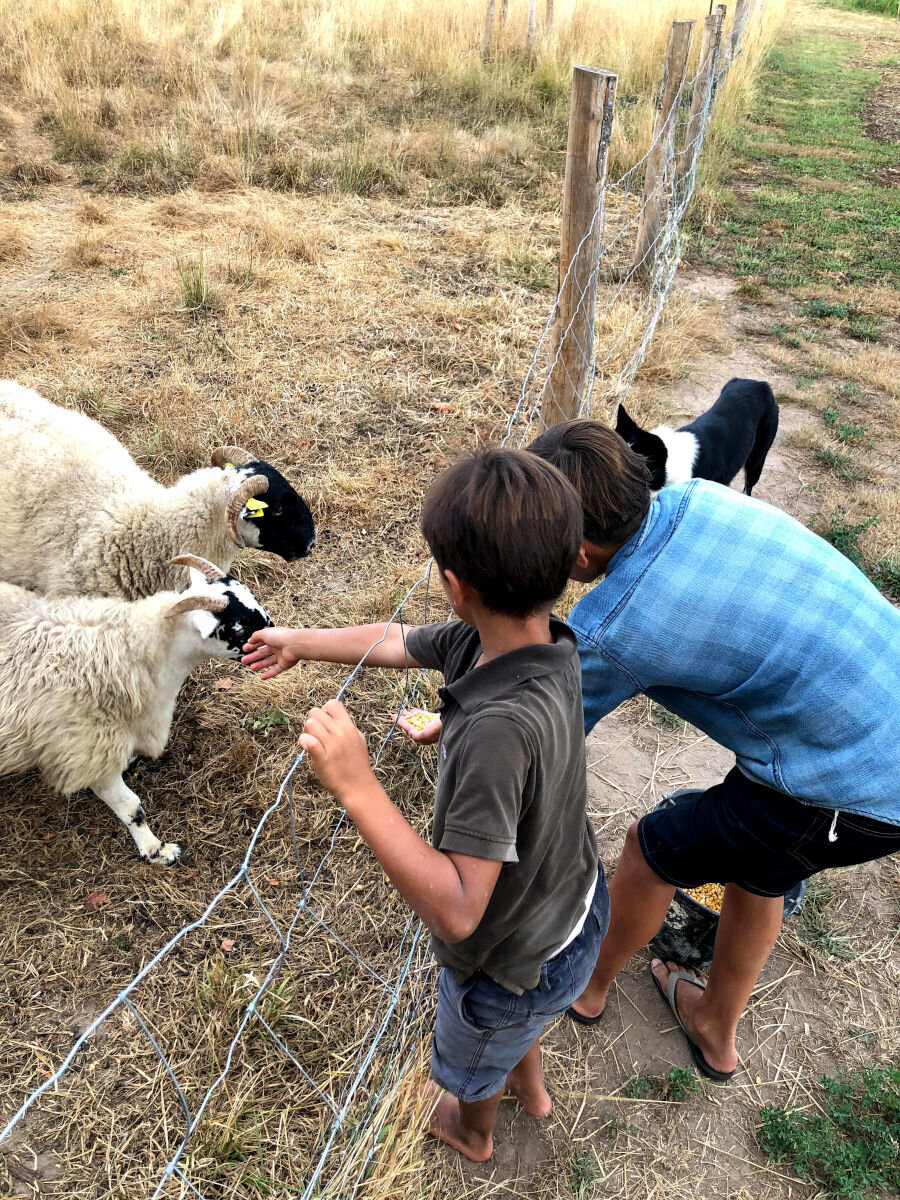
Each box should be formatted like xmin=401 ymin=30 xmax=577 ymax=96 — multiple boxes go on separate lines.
xmin=759 ymin=1066 xmax=900 ymax=1199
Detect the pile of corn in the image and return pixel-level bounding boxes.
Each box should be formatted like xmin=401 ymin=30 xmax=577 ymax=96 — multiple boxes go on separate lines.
xmin=400 ymin=709 xmax=438 ymax=731
xmin=682 ymin=882 xmax=725 ymax=913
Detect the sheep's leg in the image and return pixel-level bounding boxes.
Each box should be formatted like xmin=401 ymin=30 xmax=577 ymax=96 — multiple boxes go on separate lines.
xmin=91 ymin=776 xmax=181 ymax=866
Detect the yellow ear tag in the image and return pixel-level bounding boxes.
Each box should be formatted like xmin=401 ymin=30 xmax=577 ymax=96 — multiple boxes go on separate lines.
xmin=225 ymin=462 xmax=236 ymax=470
xmin=244 ymin=496 xmax=268 ymax=519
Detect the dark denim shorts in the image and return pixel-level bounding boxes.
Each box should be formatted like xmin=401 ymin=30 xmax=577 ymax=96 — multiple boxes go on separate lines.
xmin=431 ymin=863 xmax=609 ymax=1103
xmin=638 ymin=766 xmax=900 ymax=898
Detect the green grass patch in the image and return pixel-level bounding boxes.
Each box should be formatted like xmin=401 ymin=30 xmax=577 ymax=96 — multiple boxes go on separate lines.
xmin=810 ymin=507 xmax=877 ymax=569
xmin=759 ymin=1065 xmax=900 ymax=1198
xmin=501 ymin=247 xmax=553 ymax=291
xmin=823 ymin=408 xmax=870 ymax=445
xmin=770 ymin=321 xmax=803 ymax=348
xmin=623 ymin=1066 xmax=702 ymax=1101
xmin=816 ymin=445 xmax=864 ymax=481
xmin=333 ymin=141 xmax=408 ymax=197
xmin=568 ymin=1149 xmax=601 ymax=1197
xmin=698 ymin=28 xmax=900 ymax=288
xmin=846 ymin=312 xmax=887 ymax=341
xmin=872 ymin=558 xmax=900 ymax=600
xmin=823 ymin=0 xmax=898 ymax=13
xmin=175 ymin=252 xmax=217 ymax=315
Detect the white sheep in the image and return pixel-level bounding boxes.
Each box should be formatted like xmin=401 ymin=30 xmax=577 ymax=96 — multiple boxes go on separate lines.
xmin=0 ymin=555 xmax=273 ymax=865
xmin=0 ymin=380 xmax=316 ymax=600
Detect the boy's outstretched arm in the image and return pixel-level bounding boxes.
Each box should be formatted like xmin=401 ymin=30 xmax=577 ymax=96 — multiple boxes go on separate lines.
xmin=242 ymin=623 xmax=423 ymax=679
xmin=300 ymin=700 xmax=501 ymax=944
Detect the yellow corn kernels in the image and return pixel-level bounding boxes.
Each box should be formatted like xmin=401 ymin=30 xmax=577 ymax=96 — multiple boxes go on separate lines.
xmin=682 ymin=882 xmax=725 ymax=913
xmin=400 ymin=709 xmax=438 ymax=731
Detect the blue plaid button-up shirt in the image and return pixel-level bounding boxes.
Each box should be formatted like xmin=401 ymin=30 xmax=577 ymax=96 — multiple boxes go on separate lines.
xmin=570 ymin=480 xmax=900 ymax=826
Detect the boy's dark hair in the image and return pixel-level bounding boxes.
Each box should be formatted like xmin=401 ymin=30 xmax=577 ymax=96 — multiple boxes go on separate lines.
xmin=421 ymin=448 xmax=583 ymax=617
xmin=528 ymin=420 xmax=651 ymax=545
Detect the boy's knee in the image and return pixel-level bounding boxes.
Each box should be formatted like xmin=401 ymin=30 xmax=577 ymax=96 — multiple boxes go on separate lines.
xmin=623 ymin=819 xmax=642 ymax=854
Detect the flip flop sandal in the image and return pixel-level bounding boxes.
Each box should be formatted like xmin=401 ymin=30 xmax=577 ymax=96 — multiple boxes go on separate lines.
xmin=566 ymin=1004 xmax=605 ymax=1026
xmin=650 ymin=966 xmax=736 ymax=1082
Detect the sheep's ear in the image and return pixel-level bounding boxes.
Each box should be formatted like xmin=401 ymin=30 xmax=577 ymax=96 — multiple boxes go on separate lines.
xmin=171 ymin=554 xmax=227 ymax=583
xmin=169 ymin=594 xmax=228 ymax=617
xmin=211 ymin=446 xmax=254 ymax=468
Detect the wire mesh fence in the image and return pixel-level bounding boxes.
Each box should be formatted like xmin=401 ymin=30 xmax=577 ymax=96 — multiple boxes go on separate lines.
xmin=1 ymin=9 xmax=750 ymax=1198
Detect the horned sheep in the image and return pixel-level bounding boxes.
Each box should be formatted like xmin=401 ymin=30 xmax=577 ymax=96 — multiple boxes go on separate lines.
xmin=0 ymin=555 xmax=273 ymax=865
xmin=0 ymin=380 xmax=316 ymax=600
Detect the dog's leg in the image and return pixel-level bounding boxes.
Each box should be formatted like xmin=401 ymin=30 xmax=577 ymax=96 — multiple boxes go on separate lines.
xmin=92 ymin=776 xmax=181 ymax=865
xmin=743 ymin=404 xmax=779 ymax=495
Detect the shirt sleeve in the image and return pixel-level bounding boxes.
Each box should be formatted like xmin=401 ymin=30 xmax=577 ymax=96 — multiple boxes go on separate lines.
xmin=573 ymin=629 xmax=641 ymax=736
xmin=438 ymin=714 xmax=531 ymax=863
xmin=405 ymin=619 xmax=467 ymax=672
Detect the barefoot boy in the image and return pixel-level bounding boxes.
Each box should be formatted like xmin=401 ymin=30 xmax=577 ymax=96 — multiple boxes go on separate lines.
xmin=242 ymin=449 xmax=608 ymax=1161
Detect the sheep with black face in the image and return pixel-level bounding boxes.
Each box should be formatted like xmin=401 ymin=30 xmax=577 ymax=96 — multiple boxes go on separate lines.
xmin=0 ymin=381 xmax=316 ymax=600
xmin=0 ymin=556 xmax=273 ymax=864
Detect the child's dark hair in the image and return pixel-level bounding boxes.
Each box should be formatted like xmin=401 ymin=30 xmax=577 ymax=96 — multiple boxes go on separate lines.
xmin=421 ymin=448 xmax=583 ymax=617
xmin=528 ymin=420 xmax=651 ymax=545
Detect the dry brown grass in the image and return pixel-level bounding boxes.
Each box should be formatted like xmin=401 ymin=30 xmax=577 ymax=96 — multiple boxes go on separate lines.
xmin=0 ymin=217 xmax=25 ymax=263
xmin=63 ymin=232 xmax=110 ymax=268
xmin=0 ymin=0 xmax=786 ymax=209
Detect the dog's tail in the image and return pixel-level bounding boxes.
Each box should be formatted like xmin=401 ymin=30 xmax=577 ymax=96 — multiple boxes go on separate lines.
xmin=743 ymin=384 xmax=778 ymax=496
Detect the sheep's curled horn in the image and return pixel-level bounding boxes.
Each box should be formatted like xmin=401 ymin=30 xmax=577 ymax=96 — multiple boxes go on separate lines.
xmin=224 ymin=474 xmax=269 ymax=546
xmin=211 ymin=446 xmax=254 ymax=468
xmin=170 ymin=554 xmax=228 ymax=583
xmin=167 ymin=555 xmax=229 ymax=615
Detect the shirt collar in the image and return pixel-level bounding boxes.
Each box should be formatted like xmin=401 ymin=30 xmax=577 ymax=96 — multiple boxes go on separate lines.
xmin=439 ymin=616 xmax=577 ymax=715
xmin=604 ymin=498 xmax=659 ymax=575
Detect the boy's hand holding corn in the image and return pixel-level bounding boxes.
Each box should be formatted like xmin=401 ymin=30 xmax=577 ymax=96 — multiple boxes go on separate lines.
xmin=300 ymin=699 xmax=376 ymax=803
xmin=394 ymin=708 xmax=442 ymax=745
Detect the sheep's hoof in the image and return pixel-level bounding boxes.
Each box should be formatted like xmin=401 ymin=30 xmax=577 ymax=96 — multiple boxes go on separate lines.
xmin=149 ymin=842 xmax=182 ymax=866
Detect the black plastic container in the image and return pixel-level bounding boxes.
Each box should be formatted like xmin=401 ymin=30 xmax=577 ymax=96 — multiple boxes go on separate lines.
xmin=650 ymin=789 xmax=806 ymax=972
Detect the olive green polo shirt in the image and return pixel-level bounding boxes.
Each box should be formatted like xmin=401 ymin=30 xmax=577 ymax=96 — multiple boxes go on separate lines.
xmin=406 ymin=615 xmax=598 ymax=994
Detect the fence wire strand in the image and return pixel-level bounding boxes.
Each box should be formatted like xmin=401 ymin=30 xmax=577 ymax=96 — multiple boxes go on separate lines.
xmin=1 ymin=12 xmax=749 ymax=1197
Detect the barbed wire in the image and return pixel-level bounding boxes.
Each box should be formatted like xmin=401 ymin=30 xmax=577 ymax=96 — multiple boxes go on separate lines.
xmin=0 ymin=11 xmax=748 ymax=1199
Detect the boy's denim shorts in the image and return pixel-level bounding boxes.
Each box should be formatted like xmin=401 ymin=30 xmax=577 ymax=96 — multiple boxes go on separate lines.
xmin=638 ymin=766 xmax=900 ymax=898
xmin=431 ymin=862 xmax=609 ymax=1103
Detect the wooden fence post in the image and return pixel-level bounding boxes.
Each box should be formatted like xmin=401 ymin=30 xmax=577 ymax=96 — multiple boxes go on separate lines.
xmin=730 ymin=0 xmax=751 ymax=59
xmin=677 ymin=12 xmax=720 ymax=180
xmin=632 ymin=19 xmax=695 ymax=276
xmin=481 ymin=0 xmax=496 ymax=58
xmin=543 ymin=67 xmax=617 ymax=424
xmin=526 ymin=0 xmax=537 ymax=52
xmin=716 ymin=4 xmax=728 ymax=40
xmin=711 ymin=3 xmax=727 ymax=92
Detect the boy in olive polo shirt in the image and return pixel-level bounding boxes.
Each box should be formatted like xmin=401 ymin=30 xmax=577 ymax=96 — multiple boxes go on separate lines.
xmin=242 ymin=449 xmax=608 ymax=1162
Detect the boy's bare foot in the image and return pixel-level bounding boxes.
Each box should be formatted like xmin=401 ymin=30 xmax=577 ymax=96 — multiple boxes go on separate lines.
xmin=424 ymin=1089 xmax=494 ymax=1162
xmin=506 ymin=1064 xmax=552 ymax=1118
xmin=650 ymin=959 xmax=739 ymax=1076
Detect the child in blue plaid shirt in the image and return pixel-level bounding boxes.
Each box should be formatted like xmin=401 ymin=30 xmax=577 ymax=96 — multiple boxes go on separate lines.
xmin=530 ymin=419 xmax=900 ymax=1082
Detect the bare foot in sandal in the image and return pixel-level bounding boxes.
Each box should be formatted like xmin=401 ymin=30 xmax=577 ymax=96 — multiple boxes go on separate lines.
xmin=650 ymin=959 xmax=738 ymax=1079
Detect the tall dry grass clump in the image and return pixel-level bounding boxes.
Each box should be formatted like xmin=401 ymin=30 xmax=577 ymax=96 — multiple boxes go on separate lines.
xmin=0 ymin=0 xmax=785 ymax=199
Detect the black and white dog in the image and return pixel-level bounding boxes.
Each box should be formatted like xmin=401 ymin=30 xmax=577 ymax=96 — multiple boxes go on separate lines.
xmin=615 ymin=377 xmax=779 ymax=495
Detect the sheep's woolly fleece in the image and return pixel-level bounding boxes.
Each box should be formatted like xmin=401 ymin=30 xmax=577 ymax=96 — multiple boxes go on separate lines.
xmin=0 ymin=574 xmax=272 ymax=795
xmin=0 ymin=381 xmax=314 ymax=600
